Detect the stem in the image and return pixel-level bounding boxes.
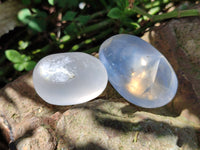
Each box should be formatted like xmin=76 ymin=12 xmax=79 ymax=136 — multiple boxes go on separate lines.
xmin=90 ymin=10 xmax=107 ymax=19
xmin=84 ymin=46 xmax=100 ymax=54
xmin=79 ymin=19 xmax=113 ymax=35
xmin=33 ymin=19 xmax=113 ymax=57
xmin=132 ymin=5 xmax=200 ymax=23
xmin=133 ymin=22 xmax=154 ymax=35
xmin=131 ymin=5 xmax=152 ymax=18
xmin=144 ymin=0 xmax=170 ymax=9
xmin=70 ymin=28 xmax=112 ymax=52
xmin=152 ymin=9 xmax=200 ymax=22
xmin=64 ymin=19 xmax=112 ymax=48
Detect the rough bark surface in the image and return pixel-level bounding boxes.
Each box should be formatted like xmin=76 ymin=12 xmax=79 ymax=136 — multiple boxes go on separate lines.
xmin=0 ymin=17 xmax=200 ymax=150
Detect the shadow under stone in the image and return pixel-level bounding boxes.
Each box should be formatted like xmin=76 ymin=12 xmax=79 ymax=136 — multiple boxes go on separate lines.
xmin=95 ymin=114 xmax=200 ymax=149
xmin=0 ymin=128 xmax=8 ymax=150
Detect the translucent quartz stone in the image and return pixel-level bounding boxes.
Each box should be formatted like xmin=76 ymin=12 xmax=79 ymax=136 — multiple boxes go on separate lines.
xmin=99 ymin=34 xmax=178 ymax=108
xmin=33 ymin=52 xmax=108 ymax=105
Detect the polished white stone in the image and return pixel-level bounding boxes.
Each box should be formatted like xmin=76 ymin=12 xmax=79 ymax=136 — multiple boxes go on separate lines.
xmin=99 ymin=34 xmax=178 ymax=108
xmin=33 ymin=52 xmax=108 ymax=105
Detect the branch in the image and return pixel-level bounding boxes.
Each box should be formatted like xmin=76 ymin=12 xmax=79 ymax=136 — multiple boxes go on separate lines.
xmin=132 ymin=5 xmax=200 ymax=22
xmin=151 ymin=9 xmax=200 ymax=22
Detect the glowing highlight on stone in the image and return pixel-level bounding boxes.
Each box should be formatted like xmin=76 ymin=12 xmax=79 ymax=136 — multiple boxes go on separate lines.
xmin=99 ymin=34 xmax=178 ymax=108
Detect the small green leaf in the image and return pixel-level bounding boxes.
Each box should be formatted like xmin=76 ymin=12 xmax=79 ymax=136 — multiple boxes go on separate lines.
xmin=24 ymin=61 xmax=36 ymax=71
xmin=130 ymin=22 xmax=140 ymax=29
xmin=84 ymin=39 xmax=92 ymax=44
xmin=60 ymin=35 xmax=71 ymax=43
xmin=59 ymin=44 xmax=64 ymax=49
xmin=75 ymin=15 xmax=90 ymax=24
xmin=21 ymin=54 xmax=31 ymax=61
xmin=5 ymin=50 xmax=23 ymax=63
xmin=72 ymin=45 xmax=79 ymax=51
xmin=28 ymin=18 xmax=46 ymax=32
xmin=18 ymin=40 xmax=29 ymax=50
xmin=48 ymin=0 xmax=54 ymax=5
xmin=107 ymin=7 xmax=122 ymax=19
xmin=18 ymin=8 xmax=32 ymax=24
xmin=32 ymin=49 xmax=41 ymax=54
xmin=18 ymin=8 xmax=47 ymax=32
xmin=62 ymin=11 xmax=77 ymax=21
xmin=50 ymin=32 xmax=57 ymax=41
xmin=148 ymin=7 xmax=160 ymax=15
xmin=14 ymin=63 xmax=25 ymax=71
xmin=31 ymin=9 xmax=47 ymax=18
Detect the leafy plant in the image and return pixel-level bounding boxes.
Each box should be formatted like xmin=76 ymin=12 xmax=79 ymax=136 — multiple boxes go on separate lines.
xmin=1 ymin=0 xmax=199 ymax=88
xmin=5 ymin=50 xmax=36 ymax=71
xmin=18 ymin=8 xmax=47 ymax=32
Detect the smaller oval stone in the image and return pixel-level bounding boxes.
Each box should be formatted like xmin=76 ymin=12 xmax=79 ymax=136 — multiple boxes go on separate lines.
xmin=99 ymin=34 xmax=178 ymax=108
xmin=33 ymin=52 xmax=108 ymax=105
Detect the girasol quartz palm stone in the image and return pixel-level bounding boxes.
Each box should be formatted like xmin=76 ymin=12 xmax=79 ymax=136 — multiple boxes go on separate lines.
xmin=99 ymin=34 xmax=178 ymax=108
xmin=33 ymin=52 xmax=108 ymax=105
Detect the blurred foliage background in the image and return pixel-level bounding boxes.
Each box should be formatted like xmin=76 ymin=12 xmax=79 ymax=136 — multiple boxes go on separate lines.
xmin=0 ymin=0 xmax=199 ymax=88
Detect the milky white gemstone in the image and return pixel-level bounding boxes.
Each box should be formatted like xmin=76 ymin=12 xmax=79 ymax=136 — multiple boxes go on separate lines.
xmin=99 ymin=34 xmax=178 ymax=108
xmin=33 ymin=52 xmax=108 ymax=105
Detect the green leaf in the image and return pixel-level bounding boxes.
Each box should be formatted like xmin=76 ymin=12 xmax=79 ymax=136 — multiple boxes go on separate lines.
xmin=32 ymin=49 xmax=41 ymax=54
xmin=59 ymin=44 xmax=64 ymax=49
xmin=21 ymin=54 xmax=31 ymax=61
xmin=72 ymin=45 xmax=79 ymax=51
xmin=48 ymin=0 xmax=55 ymax=5
xmin=29 ymin=10 xmax=47 ymax=32
xmin=5 ymin=50 xmax=23 ymax=63
xmin=28 ymin=18 xmax=46 ymax=32
xmin=107 ymin=7 xmax=122 ymax=19
xmin=31 ymin=9 xmax=47 ymax=18
xmin=14 ymin=63 xmax=25 ymax=71
xmin=84 ymin=39 xmax=92 ymax=44
xmin=50 ymin=32 xmax=57 ymax=41
xmin=18 ymin=8 xmax=47 ymax=32
xmin=148 ymin=7 xmax=160 ymax=15
xmin=60 ymin=35 xmax=71 ymax=42
xmin=75 ymin=15 xmax=90 ymax=25
xmin=24 ymin=61 xmax=36 ymax=71
xmin=62 ymin=11 xmax=77 ymax=21
xmin=130 ymin=22 xmax=140 ymax=29
xmin=18 ymin=41 xmax=29 ymax=50
xmin=18 ymin=8 xmax=32 ymax=24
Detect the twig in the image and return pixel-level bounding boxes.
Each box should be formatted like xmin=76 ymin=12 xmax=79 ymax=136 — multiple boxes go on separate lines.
xmin=70 ymin=28 xmax=112 ymax=52
xmin=132 ymin=5 xmax=200 ymax=22
xmin=151 ymin=9 xmax=200 ymax=22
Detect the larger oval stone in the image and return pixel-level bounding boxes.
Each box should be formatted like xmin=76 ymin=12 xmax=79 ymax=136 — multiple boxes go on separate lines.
xmin=99 ymin=34 xmax=178 ymax=108
xmin=33 ymin=52 xmax=108 ymax=105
